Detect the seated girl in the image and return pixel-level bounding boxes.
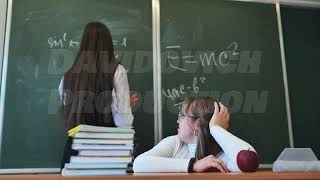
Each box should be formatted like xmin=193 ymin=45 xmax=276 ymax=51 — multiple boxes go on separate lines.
xmin=133 ymin=96 xmax=258 ymax=173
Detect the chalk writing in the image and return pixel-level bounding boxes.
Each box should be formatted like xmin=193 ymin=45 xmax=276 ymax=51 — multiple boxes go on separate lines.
xmin=47 ymin=32 xmax=127 ymax=48
xmin=162 ymin=76 xmax=206 ymax=102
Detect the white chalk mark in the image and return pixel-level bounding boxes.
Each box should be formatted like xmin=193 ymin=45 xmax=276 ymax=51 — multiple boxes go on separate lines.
xmin=166 ymin=46 xmax=181 ymax=49
xmin=173 ymin=101 xmax=184 ymax=107
xmin=200 ymin=77 xmax=206 ymax=84
xmin=69 ymin=40 xmax=80 ymax=47
xmin=182 ymin=55 xmax=193 ymax=59
xmin=219 ymin=51 xmax=231 ymax=67
xmin=63 ymin=33 xmax=67 ymax=41
xmin=185 ymin=61 xmax=197 ymax=63
xmin=121 ymin=37 xmax=127 ymax=47
xmin=227 ymin=42 xmax=240 ymax=55
xmin=168 ymin=58 xmax=187 ymax=72
xmin=168 ymin=55 xmax=179 ymax=59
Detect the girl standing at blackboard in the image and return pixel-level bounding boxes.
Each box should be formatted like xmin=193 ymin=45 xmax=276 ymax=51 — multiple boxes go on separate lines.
xmin=59 ymin=22 xmax=135 ymax=128
xmin=58 ymin=22 xmax=136 ymax=168
xmin=133 ymin=96 xmax=258 ymax=173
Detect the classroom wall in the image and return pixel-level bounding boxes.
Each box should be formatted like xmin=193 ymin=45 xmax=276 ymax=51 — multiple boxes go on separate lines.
xmin=0 ymin=0 xmax=7 ymax=81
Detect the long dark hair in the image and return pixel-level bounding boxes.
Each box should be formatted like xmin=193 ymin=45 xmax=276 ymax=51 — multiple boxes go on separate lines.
xmin=181 ymin=96 xmax=222 ymax=160
xmin=61 ymin=22 xmax=118 ymax=130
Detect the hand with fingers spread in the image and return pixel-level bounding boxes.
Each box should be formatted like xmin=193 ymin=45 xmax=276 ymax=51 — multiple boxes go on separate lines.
xmin=193 ymin=155 xmax=228 ymax=173
xmin=209 ymin=102 xmax=230 ymax=130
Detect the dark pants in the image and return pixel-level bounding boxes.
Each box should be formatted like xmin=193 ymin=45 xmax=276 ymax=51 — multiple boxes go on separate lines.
xmin=60 ymin=137 xmax=77 ymax=170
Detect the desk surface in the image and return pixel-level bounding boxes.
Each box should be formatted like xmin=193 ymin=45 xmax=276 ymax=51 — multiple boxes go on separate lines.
xmin=0 ymin=172 xmax=320 ymax=180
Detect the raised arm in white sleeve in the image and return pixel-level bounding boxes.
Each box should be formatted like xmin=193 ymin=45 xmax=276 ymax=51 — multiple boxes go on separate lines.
xmin=210 ymin=125 xmax=256 ymax=172
xmin=111 ymin=64 xmax=134 ymax=128
xmin=133 ymin=136 xmax=191 ymax=173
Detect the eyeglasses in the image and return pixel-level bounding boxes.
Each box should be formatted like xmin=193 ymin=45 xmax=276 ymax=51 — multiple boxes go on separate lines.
xmin=177 ymin=112 xmax=198 ymax=121
xmin=177 ymin=112 xmax=185 ymax=120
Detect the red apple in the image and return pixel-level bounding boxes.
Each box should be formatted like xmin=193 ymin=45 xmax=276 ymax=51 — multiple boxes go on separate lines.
xmin=236 ymin=149 xmax=259 ymax=172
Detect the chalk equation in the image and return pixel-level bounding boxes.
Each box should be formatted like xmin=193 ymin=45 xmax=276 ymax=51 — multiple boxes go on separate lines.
xmin=162 ymin=76 xmax=206 ymax=106
xmin=47 ymin=32 xmax=127 ymax=48
xmin=165 ymin=42 xmax=263 ymax=74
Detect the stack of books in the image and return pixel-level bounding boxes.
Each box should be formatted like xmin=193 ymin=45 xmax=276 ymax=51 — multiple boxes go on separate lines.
xmin=61 ymin=124 xmax=134 ymax=176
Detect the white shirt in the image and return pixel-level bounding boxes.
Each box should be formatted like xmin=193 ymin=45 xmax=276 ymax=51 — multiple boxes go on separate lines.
xmin=133 ymin=126 xmax=256 ymax=173
xmin=187 ymin=144 xmax=196 ymax=157
xmin=59 ymin=64 xmax=133 ymax=128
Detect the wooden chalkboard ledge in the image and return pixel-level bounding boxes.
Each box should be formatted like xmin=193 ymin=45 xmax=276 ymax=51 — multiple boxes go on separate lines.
xmin=0 ymin=171 xmax=320 ymax=180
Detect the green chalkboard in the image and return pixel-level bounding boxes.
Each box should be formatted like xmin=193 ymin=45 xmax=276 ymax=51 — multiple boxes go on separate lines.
xmin=1 ymin=0 xmax=153 ymax=168
xmin=282 ymin=5 xmax=320 ymax=159
xmin=160 ymin=0 xmax=290 ymax=164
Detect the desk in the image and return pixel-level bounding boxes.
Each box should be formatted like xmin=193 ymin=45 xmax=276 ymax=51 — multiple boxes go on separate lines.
xmin=0 ymin=172 xmax=320 ymax=180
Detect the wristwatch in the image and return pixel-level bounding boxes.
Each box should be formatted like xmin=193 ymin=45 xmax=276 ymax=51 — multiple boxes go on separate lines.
xmin=188 ymin=158 xmax=196 ymax=172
